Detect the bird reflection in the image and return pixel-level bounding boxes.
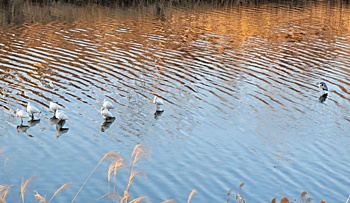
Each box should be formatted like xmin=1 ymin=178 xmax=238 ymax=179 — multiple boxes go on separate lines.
xmin=154 ymin=110 xmax=164 ymax=120
xmin=101 ymin=117 xmax=116 ymax=132
xmin=16 ymin=124 xmax=34 ymax=138
xmin=319 ymin=93 xmax=328 ymax=103
xmin=56 ymin=120 xmax=69 ymax=138
xmin=56 ymin=127 xmax=69 ymax=138
xmin=49 ymin=115 xmax=59 ymax=125
xmin=27 ymin=118 xmax=40 ymax=127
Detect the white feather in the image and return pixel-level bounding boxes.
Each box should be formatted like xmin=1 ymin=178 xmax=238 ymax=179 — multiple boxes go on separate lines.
xmin=15 ymin=109 xmax=30 ymax=119
xmin=153 ymin=96 xmax=164 ymax=111
xmin=27 ymin=102 xmax=40 ymax=116
xmin=49 ymin=102 xmax=60 ymax=113
xmin=56 ymin=110 xmax=68 ymax=121
xmin=101 ymin=107 xmax=113 ymax=119
xmin=103 ymin=99 xmax=115 ymax=110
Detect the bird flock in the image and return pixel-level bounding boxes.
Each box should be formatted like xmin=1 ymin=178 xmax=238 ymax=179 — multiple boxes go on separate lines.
xmin=14 ymin=95 xmax=165 ymax=135
xmin=14 ymin=82 xmax=327 ymax=135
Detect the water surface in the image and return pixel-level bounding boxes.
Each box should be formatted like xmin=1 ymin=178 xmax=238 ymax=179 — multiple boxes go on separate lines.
xmin=0 ymin=1 xmax=350 ymax=202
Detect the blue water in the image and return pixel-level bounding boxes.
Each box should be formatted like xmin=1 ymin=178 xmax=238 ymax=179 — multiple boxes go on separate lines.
xmin=1 ymin=2 xmax=350 ymax=203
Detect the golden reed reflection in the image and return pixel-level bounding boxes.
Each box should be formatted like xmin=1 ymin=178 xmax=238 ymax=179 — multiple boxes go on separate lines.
xmin=1 ymin=1 xmax=350 ymax=115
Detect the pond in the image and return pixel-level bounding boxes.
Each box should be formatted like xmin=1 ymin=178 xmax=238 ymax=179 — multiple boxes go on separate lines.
xmin=0 ymin=1 xmax=350 ymax=202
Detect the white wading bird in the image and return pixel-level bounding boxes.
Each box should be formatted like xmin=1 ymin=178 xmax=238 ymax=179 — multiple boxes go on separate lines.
xmin=103 ymin=99 xmax=115 ymax=110
xmin=101 ymin=107 xmax=114 ymax=120
xmin=49 ymin=102 xmax=61 ymax=116
xmin=27 ymin=102 xmax=41 ymax=119
xmin=55 ymin=110 xmax=68 ymax=121
xmin=153 ymin=96 xmax=164 ymax=112
xmin=15 ymin=109 xmax=30 ymax=124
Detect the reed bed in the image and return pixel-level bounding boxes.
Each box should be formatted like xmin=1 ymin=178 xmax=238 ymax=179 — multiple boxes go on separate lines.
xmin=0 ymin=144 xmax=348 ymax=202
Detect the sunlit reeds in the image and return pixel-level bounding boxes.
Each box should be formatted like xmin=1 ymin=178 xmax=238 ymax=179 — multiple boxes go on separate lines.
xmin=120 ymin=144 xmax=149 ymax=203
xmin=20 ymin=176 xmax=37 ymax=203
xmin=0 ymin=144 xmax=348 ymax=202
xmin=187 ymin=189 xmax=197 ymax=203
xmin=0 ymin=185 xmax=12 ymax=203
xmin=71 ymin=150 xmax=123 ymax=202
xmin=33 ymin=182 xmax=72 ymax=203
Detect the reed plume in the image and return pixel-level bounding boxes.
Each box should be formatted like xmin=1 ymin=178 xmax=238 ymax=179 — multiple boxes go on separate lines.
xmin=107 ymin=153 xmax=123 ymax=201
xmin=34 ymin=191 xmax=46 ymax=203
xmin=187 ymin=189 xmax=197 ymax=203
xmin=0 ymin=185 xmax=12 ymax=203
xmin=162 ymin=200 xmax=176 ymax=203
xmin=48 ymin=182 xmax=72 ymax=203
xmin=121 ymin=144 xmax=149 ymax=203
xmin=20 ymin=176 xmax=37 ymax=203
xmin=71 ymin=150 xmax=122 ymax=203
xmin=280 ymin=196 xmax=290 ymax=203
xmin=129 ymin=196 xmax=148 ymax=203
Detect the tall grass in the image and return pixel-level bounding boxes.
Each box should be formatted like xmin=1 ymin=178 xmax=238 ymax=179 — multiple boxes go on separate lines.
xmin=0 ymin=144 xmax=348 ymax=202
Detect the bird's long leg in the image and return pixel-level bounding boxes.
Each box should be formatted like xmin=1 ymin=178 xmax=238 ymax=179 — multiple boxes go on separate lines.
xmin=21 ymin=118 xmax=23 ymax=124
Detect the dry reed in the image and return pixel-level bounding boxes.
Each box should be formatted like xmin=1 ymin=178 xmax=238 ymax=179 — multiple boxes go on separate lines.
xmin=0 ymin=185 xmax=12 ymax=203
xmin=48 ymin=182 xmax=72 ymax=203
xmin=20 ymin=176 xmax=37 ymax=203
xmin=119 ymin=144 xmax=149 ymax=203
xmin=162 ymin=200 xmax=176 ymax=203
xmin=1 ymin=144 xmax=347 ymax=202
xmin=34 ymin=191 xmax=46 ymax=203
xmin=89 ymin=192 xmax=120 ymax=203
xmin=107 ymin=153 xmax=124 ymax=202
xmin=187 ymin=189 xmax=197 ymax=203
xmin=71 ymin=150 xmax=123 ymax=203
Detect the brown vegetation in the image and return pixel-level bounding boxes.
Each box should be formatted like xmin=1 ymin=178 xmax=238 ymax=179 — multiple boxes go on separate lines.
xmin=0 ymin=145 xmax=346 ymax=202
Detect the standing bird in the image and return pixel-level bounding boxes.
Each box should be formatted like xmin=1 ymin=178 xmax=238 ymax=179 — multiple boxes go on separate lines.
xmin=318 ymin=82 xmax=328 ymax=103
xmin=318 ymin=82 xmax=328 ymax=94
xmin=103 ymin=99 xmax=115 ymax=110
xmin=15 ymin=109 xmax=30 ymax=124
xmin=55 ymin=110 xmax=68 ymax=121
xmin=101 ymin=107 xmax=114 ymax=120
xmin=49 ymin=102 xmax=61 ymax=116
xmin=153 ymin=96 xmax=164 ymax=112
xmin=27 ymin=102 xmax=41 ymax=119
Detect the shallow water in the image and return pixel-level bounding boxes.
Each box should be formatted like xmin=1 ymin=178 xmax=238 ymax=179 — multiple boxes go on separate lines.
xmin=0 ymin=1 xmax=350 ymax=202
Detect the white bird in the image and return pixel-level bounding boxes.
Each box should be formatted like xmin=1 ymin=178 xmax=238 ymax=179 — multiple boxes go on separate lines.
xmin=15 ymin=109 xmax=30 ymax=124
xmin=27 ymin=102 xmax=41 ymax=119
xmin=101 ymin=107 xmax=114 ymax=119
xmin=153 ymin=96 xmax=164 ymax=112
xmin=103 ymin=99 xmax=115 ymax=110
xmin=49 ymin=102 xmax=60 ymax=116
xmin=56 ymin=110 xmax=68 ymax=121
